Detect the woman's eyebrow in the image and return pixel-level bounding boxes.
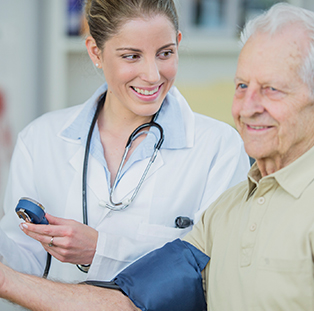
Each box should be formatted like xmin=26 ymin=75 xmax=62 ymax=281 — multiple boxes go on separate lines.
xmin=116 ymin=47 xmax=142 ymax=52
xmin=116 ymin=43 xmax=176 ymax=53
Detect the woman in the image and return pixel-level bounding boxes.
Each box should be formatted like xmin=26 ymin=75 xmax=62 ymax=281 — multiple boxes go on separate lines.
xmin=0 ymin=0 xmax=249 ymax=283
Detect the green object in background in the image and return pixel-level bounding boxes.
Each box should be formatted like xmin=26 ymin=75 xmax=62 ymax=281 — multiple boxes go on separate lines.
xmin=177 ymin=81 xmax=235 ymax=127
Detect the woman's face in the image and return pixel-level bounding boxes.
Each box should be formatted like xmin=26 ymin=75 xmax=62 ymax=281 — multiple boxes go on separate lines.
xmin=98 ymin=15 xmax=181 ymax=121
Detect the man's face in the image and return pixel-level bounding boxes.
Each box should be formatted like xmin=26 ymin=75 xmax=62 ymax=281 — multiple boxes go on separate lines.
xmin=232 ymin=27 xmax=314 ymax=169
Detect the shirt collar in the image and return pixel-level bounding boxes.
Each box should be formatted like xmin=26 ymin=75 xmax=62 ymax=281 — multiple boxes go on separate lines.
xmin=247 ymin=145 xmax=314 ymax=199
xmin=60 ymin=83 xmax=187 ymax=150
xmin=273 ymin=145 xmax=314 ymax=198
xmin=247 ymin=162 xmax=261 ymax=198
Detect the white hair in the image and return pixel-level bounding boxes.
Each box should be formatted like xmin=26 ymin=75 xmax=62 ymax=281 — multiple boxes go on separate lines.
xmin=240 ymin=2 xmax=314 ymax=98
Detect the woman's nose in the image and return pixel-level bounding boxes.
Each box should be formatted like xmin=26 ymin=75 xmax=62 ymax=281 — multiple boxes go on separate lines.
xmin=140 ymin=59 xmax=160 ymax=83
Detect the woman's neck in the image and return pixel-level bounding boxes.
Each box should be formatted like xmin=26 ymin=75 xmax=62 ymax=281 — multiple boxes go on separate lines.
xmin=98 ymin=96 xmax=152 ymax=137
xmin=96 ymin=96 xmax=153 ymax=186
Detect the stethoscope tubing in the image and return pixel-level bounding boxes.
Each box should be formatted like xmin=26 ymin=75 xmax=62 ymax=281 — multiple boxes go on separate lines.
xmin=79 ymin=92 xmax=164 ymax=272
xmin=83 ymin=92 xmax=164 ymax=216
xmin=82 ymin=93 xmax=106 ymax=225
xmin=107 ymin=122 xmax=164 ymax=210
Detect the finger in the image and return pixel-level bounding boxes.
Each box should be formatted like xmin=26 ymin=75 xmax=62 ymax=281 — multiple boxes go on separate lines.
xmin=43 ymin=240 xmax=80 ymax=263
xmin=19 ymin=223 xmax=54 ymax=244
xmin=19 ymin=221 xmax=71 ymax=238
xmin=44 ymin=248 xmax=75 ymax=264
xmin=43 ymin=243 xmax=67 ymax=262
xmin=45 ymin=213 xmax=69 ymax=225
xmin=19 ymin=222 xmax=47 ymax=236
xmin=47 ymin=236 xmax=56 ymax=247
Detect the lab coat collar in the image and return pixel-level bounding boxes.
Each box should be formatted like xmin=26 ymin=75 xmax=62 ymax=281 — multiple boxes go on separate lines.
xmin=59 ymin=84 xmax=106 ymax=146
xmin=59 ymin=83 xmax=192 ymax=150
xmin=59 ymin=83 xmax=194 ymax=198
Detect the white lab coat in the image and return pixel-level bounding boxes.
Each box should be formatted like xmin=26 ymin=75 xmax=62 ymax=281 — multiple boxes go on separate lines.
xmin=0 ymin=86 xmax=250 ymax=283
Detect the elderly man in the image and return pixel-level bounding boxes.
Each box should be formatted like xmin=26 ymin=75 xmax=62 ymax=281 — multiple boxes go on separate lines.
xmin=0 ymin=2 xmax=313 ymax=310
xmin=185 ymin=2 xmax=314 ymax=310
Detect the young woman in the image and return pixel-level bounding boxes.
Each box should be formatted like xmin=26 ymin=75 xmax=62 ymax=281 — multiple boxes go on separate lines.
xmin=0 ymin=0 xmax=249 ymax=283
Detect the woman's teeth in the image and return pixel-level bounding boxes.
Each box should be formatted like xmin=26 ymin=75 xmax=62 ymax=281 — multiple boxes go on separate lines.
xmin=133 ymin=86 xmax=159 ymax=95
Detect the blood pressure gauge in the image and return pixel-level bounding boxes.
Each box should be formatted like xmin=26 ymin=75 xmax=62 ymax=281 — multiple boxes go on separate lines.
xmin=15 ymin=197 xmax=49 ymax=225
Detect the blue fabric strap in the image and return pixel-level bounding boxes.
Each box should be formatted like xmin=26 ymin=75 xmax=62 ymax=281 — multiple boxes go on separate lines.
xmin=113 ymin=238 xmax=210 ymax=311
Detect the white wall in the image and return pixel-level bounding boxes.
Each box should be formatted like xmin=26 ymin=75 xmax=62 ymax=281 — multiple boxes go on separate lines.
xmin=0 ymin=0 xmax=40 ymax=138
xmin=0 ymin=2 xmax=41 ymax=308
xmin=0 ymin=3 xmax=40 ymax=308
xmin=0 ymin=0 xmax=41 ymax=217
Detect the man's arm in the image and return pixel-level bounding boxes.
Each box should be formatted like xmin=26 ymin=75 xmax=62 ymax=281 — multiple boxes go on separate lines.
xmin=0 ymin=262 xmax=139 ymax=311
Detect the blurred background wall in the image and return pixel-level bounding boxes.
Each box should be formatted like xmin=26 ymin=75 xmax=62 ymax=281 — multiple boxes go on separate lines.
xmin=0 ymin=0 xmax=314 ymax=217
xmin=1 ymin=0 xmax=314 ymax=211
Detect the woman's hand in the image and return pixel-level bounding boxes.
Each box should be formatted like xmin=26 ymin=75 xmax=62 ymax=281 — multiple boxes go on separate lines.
xmin=19 ymin=213 xmax=98 ymax=265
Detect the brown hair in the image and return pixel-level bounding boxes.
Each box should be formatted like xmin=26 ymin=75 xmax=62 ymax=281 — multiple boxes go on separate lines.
xmin=85 ymin=0 xmax=179 ymax=50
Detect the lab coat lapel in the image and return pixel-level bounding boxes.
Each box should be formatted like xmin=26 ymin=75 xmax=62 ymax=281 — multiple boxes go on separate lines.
xmin=69 ymin=146 xmax=109 ymax=204
xmin=67 ymin=146 xmax=112 ymax=227
xmin=112 ymin=150 xmax=164 ymax=203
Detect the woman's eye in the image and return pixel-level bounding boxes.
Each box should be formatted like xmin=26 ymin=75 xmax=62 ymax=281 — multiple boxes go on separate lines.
xmin=158 ymin=50 xmax=174 ymax=58
xmin=123 ymin=54 xmax=140 ymax=60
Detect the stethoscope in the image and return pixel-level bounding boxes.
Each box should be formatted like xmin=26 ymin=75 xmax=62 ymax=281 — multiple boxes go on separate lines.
xmin=78 ymin=92 xmax=165 ymax=273
xmin=82 ymin=92 xmax=164 ymax=225
xmin=100 ymin=120 xmax=164 ymax=211
xmin=79 ymin=92 xmax=196 ymax=272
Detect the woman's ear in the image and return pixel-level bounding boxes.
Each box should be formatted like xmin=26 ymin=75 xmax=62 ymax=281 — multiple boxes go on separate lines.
xmin=177 ymin=31 xmax=182 ymax=47
xmin=86 ymin=36 xmax=102 ymax=68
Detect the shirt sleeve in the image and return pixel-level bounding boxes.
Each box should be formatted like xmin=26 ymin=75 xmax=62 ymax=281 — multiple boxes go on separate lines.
xmin=184 ymin=191 xmax=224 ymax=258
xmin=193 ymin=126 xmax=250 ymax=223
xmin=0 ymin=133 xmax=47 ymax=276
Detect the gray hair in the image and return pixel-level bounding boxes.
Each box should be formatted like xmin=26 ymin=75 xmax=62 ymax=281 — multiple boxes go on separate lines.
xmin=240 ymin=3 xmax=314 ymax=98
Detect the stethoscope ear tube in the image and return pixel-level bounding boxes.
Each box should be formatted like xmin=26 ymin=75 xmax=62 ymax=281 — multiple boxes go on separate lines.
xmin=78 ymin=93 xmax=107 ymax=274
xmin=82 ymin=92 xmax=106 ymax=226
xmin=125 ymin=121 xmax=164 ymax=150
xmin=106 ymin=121 xmax=164 ymax=211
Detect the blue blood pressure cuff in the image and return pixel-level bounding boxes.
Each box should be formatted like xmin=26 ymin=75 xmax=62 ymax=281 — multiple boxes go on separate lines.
xmin=85 ymin=239 xmax=209 ymax=311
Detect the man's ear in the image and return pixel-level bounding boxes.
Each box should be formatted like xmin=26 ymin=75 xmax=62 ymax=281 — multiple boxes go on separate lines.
xmin=86 ymin=36 xmax=102 ymax=68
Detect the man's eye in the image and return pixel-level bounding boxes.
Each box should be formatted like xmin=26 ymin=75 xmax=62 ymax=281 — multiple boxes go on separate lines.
xmin=237 ymin=83 xmax=247 ymax=89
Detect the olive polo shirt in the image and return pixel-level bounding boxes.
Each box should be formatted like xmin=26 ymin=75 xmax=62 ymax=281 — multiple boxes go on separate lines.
xmin=185 ymin=145 xmax=314 ymax=310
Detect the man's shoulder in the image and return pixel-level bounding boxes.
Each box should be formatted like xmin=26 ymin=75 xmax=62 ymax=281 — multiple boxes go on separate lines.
xmin=204 ymin=179 xmax=248 ymax=219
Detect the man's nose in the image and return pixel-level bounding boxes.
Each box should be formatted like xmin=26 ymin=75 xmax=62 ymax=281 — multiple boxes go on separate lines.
xmin=241 ymin=87 xmax=264 ymax=117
